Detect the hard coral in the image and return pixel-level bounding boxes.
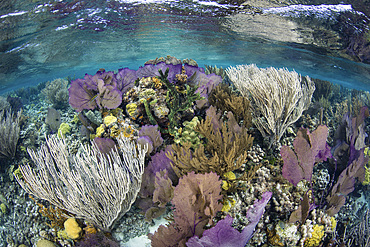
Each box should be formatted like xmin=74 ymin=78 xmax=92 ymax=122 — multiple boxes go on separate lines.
xmin=57 ymin=123 xmax=71 ymax=138
xmin=304 ymin=224 xmax=324 ymax=247
xmin=103 ymin=115 xmax=117 ymax=126
xmin=41 ymin=78 xmax=69 ymax=109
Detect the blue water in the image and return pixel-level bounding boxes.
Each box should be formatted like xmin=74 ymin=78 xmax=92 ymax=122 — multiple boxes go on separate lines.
xmin=0 ymin=0 xmax=369 ymax=94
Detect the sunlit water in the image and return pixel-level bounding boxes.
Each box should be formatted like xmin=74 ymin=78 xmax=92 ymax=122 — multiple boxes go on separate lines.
xmin=0 ymin=0 xmax=369 ymax=94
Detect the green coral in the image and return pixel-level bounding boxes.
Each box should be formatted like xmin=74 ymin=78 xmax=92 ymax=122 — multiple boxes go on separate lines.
xmin=362 ymin=147 xmax=370 ymax=185
xmin=13 ymin=167 xmax=23 ymax=180
xmin=174 ymin=117 xmax=202 ymax=148
xmin=57 ymin=123 xmax=71 ymax=138
xmin=139 ymin=88 xmax=156 ymax=99
xmin=158 ymin=68 xmax=204 ymax=135
xmin=0 ymin=203 xmax=7 ymax=214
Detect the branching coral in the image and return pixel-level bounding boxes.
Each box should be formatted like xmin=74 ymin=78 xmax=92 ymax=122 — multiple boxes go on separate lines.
xmin=168 ymin=113 xmax=253 ymax=178
xmin=208 ymin=84 xmax=252 ymax=128
xmin=167 ymin=107 xmax=256 ymax=196
xmin=0 ymin=109 xmax=22 ymax=159
xmin=158 ymin=68 xmax=204 ymax=135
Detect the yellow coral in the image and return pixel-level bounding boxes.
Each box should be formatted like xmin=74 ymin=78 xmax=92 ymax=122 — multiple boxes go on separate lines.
xmin=139 ymin=88 xmax=156 ymax=99
xmin=110 ymin=125 xmax=120 ymax=138
xmin=122 ymin=126 xmax=134 ymax=138
xmin=126 ymin=103 xmax=138 ymax=119
xmin=152 ymin=77 xmax=162 ymax=88
xmin=222 ymin=171 xmax=236 ymax=190
xmin=83 ymin=223 xmax=97 ymax=235
xmin=330 ymin=217 xmax=337 ymax=231
xmin=103 ymin=115 xmax=117 ymax=126
xmin=363 ymin=147 xmax=370 ymax=185
xmin=64 ymin=218 xmax=82 ymax=240
xmin=221 ymin=196 xmax=236 ymax=212
xmin=72 ymin=114 xmax=80 ymax=124
xmin=304 ymin=224 xmax=324 ymax=247
xmin=96 ymin=124 xmax=105 ymax=137
xmin=57 ymin=123 xmax=71 ymax=138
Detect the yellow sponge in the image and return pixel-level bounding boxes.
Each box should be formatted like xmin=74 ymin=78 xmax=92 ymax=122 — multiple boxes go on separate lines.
xmin=304 ymin=225 xmax=324 ymax=247
xmin=64 ymin=218 xmax=82 ymax=240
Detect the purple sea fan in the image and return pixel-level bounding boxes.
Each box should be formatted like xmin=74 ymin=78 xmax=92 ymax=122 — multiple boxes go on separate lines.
xmin=136 ymin=62 xmax=182 ymax=83
xmin=116 ymin=67 xmax=137 ymax=93
xmin=184 ymin=63 xmax=222 ymax=108
xmin=69 ymin=70 xmax=128 ymax=112
xmin=138 ymin=125 xmax=163 ymax=153
xmin=281 ymin=125 xmax=332 ymax=186
xmin=68 ymin=78 xmax=97 ymax=112
xmin=186 ymin=191 xmax=272 ymax=247
xmin=93 ymin=137 xmax=116 ymax=154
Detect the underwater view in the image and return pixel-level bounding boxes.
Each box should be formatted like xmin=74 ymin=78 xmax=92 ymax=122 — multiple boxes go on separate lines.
xmin=0 ymin=0 xmax=370 ymax=246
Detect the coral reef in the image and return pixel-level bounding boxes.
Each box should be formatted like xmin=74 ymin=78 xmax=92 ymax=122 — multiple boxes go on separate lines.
xmin=41 ymin=78 xmax=69 ymax=109
xmin=4 ymin=56 xmax=370 ymax=247
xmin=208 ymin=83 xmax=252 ymax=128
xmin=173 ymin=116 xmax=201 ymax=148
xmin=63 ymin=218 xmax=82 ymax=240
xmin=0 ymin=109 xmax=22 ymax=159
xmin=149 ymin=172 xmax=223 ymax=247
xmin=57 ymin=122 xmax=71 ymax=138
xmin=281 ymin=125 xmax=331 ymax=186
xmin=167 ymin=107 xmax=256 ymax=195
xmin=227 ymin=64 xmax=315 ymax=148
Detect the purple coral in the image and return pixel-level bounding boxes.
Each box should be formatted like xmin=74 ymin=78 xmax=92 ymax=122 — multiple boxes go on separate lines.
xmin=137 ymin=62 xmax=182 ymax=83
xmin=184 ymin=63 xmax=222 ymax=108
xmin=116 ymin=67 xmax=136 ymax=93
xmin=281 ymin=125 xmax=332 ymax=186
xmin=186 ymin=191 xmax=272 ymax=247
xmin=139 ymin=146 xmax=176 ymax=199
xmin=93 ymin=137 xmax=116 ymax=154
xmin=138 ymin=125 xmax=163 ymax=154
xmin=69 ymin=69 xmax=136 ymax=112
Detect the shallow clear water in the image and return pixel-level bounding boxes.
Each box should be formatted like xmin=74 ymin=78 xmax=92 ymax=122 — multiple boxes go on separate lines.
xmin=1 ymin=1 xmax=370 ymax=247
xmin=0 ymin=0 xmax=369 ymax=94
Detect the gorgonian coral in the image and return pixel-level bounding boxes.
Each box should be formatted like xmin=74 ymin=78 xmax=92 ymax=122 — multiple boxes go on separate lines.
xmin=69 ymin=69 xmax=136 ymax=112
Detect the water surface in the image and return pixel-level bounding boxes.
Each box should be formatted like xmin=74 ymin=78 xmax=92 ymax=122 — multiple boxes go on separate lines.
xmin=0 ymin=0 xmax=369 ymax=93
